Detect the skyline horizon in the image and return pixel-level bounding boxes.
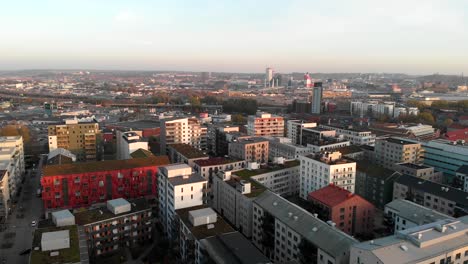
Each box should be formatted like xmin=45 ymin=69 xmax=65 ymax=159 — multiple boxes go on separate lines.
xmin=1 ymin=0 xmax=467 ymax=75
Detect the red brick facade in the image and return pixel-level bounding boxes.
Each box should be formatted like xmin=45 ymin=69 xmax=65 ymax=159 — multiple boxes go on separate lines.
xmin=41 ymin=156 xmax=169 ymax=209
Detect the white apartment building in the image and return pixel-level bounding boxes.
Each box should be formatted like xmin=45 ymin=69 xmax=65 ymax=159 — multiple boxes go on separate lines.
xmin=384 ymin=199 xmax=453 ymax=232
xmin=299 ymin=151 xmax=356 ymax=199
xmin=252 ymin=190 xmax=358 ymax=264
xmin=247 ymin=112 xmax=284 ymax=137
xmin=286 ymin=120 xmax=317 ymax=145
xmin=394 ymin=162 xmax=443 ymax=183
xmin=0 ymin=136 xmax=25 ymax=199
xmin=160 ymin=117 xmax=207 ymax=154
xmin=192 ymin=157 xmax=246 ymax=180
xmin=0 ymin=170 xmax=10 ymax=222
xmin=350 ymin=217 xmax=468 ymax=264
xmin=116 ymin=130 xmax=148 ymax=160
xmin=211 ymin=171 xmax=261 ymax=238
xmin=306 ymin=139 xmax=351 ymax=153
xmin=157 ymin=164 xmax=207 ymax=239
xmin=319 ymin=124 xmax=376 ymax=146
xmin=266 ymin=137 xmax=315 ymax=160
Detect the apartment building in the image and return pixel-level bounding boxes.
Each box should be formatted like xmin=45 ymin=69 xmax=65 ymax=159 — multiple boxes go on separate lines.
xmin=395 ymin=162 xmax=443 ymax=183
xmin=0 ymin=136 xmax=25 ymax=199
xmin=286 ymin=120 xmax=317 ymax=145
xmin=266 ymin=137 xmax=315 ymax=160
xmin=157 ymin=164 xmax=207 ymax=239
xmin=252 ymin=190 xmax=358 ymax=264
xmin=211 ymin=170 xmax=266 ymax=238
xmin=393 ymin=174 xmax=468 ymax=217
xmin=228 ymin=138 xmax=269 ymax=164
xmin=355 ymin=161 xmax=401 ymax=209
xmin=308 ymin=184 xmax=375 ymax=236
xmin=48 ymin=119 xmax=99 ymax=161
xmin=301 ymin=127 xmax=336 ymax=145
xmin=374 ymin=137 xmax=423 ymax=170
xmin=160 ymin=117 xmax=207 ymax=154
xmin=207 ymin=124 xmax=239 ymax=156
xmin=192 ymin=157 xmax=246 ymax=181
xmin=456 ymin=165 xmax=468 ymax=192
xmin=304 ymin=137 xmax=351 ymax=153
xmin=75 ymin=198 xmax=154 ymax=257
xmin=116 ymin=130 xmax=148 ymax=160
xmin=319 ymin=124 xmax=376 ymax=146
xmin=236 ymin=159 xmax=300 ymax=196
xmin=385 ymin=199 xmax=453 ymax=232
xmin=247 ymin=112 xmax=284 ymax=137
xmin=299 ymin=151 xmax=356 ymax=199
xmin=350 ymin=218 xmax=468 ymax=264
xmin=0 ymin=170 xmax=9 ymax=224
xmin=177 ymin=206 xmax=269 ymax=264
xmin=167 ymin=143 xmax=209 ymax=167
xmin=41 ymin=156 xmax=170 ymax=209
xmin=405 ymin=138 xmax=468 ymax=177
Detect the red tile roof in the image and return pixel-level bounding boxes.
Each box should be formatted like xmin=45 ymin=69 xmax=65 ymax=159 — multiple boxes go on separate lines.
xmin=308 ymin=184 xmax=356 ymax=207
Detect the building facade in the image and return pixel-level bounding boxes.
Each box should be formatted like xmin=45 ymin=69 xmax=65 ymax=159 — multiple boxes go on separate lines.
xmin=41 ymin=156 xmax=169 ymax=209
xmin=319 ymin=124 xmax=376 ymax=146
xmin=116 ymin=130 xmax=148 ymax=160
xmin=247 ymin=112 xmax=284 ymax=137
xmin=48 ymin=119 xmax=99 ymax=161
xmin=308 ymin=184 xmax=375 ymax=236
xmin=286 ymin=120 xmax=317 ymax=145
xmin=374 ymin=137 xmax=423 ymax=170
xmin=299 ymin=151 xmax=356 ymax=199
xmin=228 ymin=138 xmax=269 ymax=164
xmin=160 ymin=117 xmax=208 ymax=154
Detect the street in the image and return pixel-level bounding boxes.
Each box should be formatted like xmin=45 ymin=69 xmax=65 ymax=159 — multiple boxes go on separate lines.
xmin=0 ymin=156 xmax=44 ymax=264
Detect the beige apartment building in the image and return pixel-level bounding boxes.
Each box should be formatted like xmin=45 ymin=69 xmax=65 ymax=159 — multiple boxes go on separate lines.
xmin=160 ymin=117 xmax=207 ymax=154
xmin=247 ymin=112 xmax=284 ymax=137
xmin=374 ymin=137 xmax=423 ymax=170
xmin=48 ymin=119 xmax=99 ymax=161
xmin=228 ymin=138 xmax=269 ymax=164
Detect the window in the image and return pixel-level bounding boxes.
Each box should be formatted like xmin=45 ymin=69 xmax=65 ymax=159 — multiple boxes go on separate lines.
xmin=320 ymin=255 xmax=323 ymax=260
xmin=456 ymin=253 xmax=461 ymax=260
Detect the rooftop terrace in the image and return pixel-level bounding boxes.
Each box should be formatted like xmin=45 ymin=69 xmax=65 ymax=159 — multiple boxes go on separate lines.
xmin=30 ymin=225 xmax=80 ymax=264
xmin=168 ymin=143 xmax=208 ymax=159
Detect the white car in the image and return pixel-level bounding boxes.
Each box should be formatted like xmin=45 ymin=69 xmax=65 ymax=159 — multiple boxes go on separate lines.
xmin=31 ymin=221 xmax=37 ymax=227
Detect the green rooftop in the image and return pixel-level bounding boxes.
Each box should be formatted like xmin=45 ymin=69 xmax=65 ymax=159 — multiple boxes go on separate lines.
xmin=74 ymin=198 xmax=150 ymax=225
xmin=234 ymin=160 xmax=300 ymax=178
xmin=130 ymin=148 xmax=155 ymax=159
xmin=168 ymin=143 xmax=208 ymax=159
xmin=31 ymin=225 xmax=80 ymax=264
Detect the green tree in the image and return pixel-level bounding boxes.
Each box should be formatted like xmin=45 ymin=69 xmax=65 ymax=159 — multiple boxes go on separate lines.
xmin=418 ymin=112 xmax=435 ymax=125
xmin=231 ymin=114 xmax=246 ymax=125
xmin=188 ymin=96 xmax=201 ymax=107
xmin=443 ymin=118 xmax=454 ymax=127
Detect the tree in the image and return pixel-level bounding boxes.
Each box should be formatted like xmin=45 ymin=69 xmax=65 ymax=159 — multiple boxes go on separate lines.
xmin=418 ymin=112 xmax=435 ymax=125
xmin=0 ymin=125 xmax=30 ymax=143
xmin=443 ymin=118 xmax=453 ymax=128
xmin=231 ymin=114 xmax=246 ymax=125
xmin=189 ymin=96 xmax=201 ymax=107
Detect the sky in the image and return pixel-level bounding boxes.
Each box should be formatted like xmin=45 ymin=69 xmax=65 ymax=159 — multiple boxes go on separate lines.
xmin=0 ymin=0 xmax=467 ymax=74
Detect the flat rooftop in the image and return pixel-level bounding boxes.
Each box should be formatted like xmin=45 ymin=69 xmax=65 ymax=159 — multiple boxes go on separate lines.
xmin=167 ymin=173 xmax=207 ymax=186
xmin=305 ymin=154 xmax=355 ymax=165
xmin=74 ymin=198 xmax=149 ymax=225
xmin=397 ymin=163 xmax=431 ymax=170
xmin=193 ymin=157 xmax=243 ymax=167
xmin=381 ymin=137 xmax=418 ymax=145
xmin=385 ymin=199 xmax=453 ymax=225
xmin=42 ymin=155 xmax=170 ymax=177
xmin=109 ymin=120 xmax=160 ymax=129
xmin=176 ymin=205 xmax=235 ymax=240
xmin=234 ymin=137 xmax=269 ymax=145
xmin=356 ymin=161 xmax=399 ymax=179
xmin=30 ymin=225 xmax=80 ymax=264
xmin=168 ymin=143 xmax=208 ymax=159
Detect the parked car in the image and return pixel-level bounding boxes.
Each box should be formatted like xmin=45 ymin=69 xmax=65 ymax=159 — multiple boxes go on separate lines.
xmin=31 ymin=220 xmax=37 ymax=227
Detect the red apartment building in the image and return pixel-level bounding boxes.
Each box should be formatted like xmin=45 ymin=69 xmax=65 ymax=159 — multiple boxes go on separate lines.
xmin=41 ymin=156 xmax=170 ymax=209
xmin=308 ymin=184 xmax=375 ymax=236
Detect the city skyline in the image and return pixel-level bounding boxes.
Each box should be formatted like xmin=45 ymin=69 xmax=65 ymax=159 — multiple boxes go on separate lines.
xmin=1 ymin=0 xmax=467 ymax=74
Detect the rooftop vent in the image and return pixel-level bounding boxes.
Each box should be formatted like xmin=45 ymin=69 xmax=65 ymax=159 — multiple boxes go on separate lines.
xmin=99 ymin=210 xmax=103 ymax=215
xmin=288 ymin=212 xmax=293 ymax=218
xmin=399 ymin=245 xmax=408 ymax=251
xmin=416 ymin=233 xmax=422 ymax=240
xmin=312 ymin=227 xmax=318 ymax=232
xmin=313 ymin=213 xmax=318 ymax=218
xmin=370 ymin=240 xmax=374 ymax=245
xmin=207 ymin=224 xmax=214 ymax=230
xmin=273 ymin=202 xmax=278 ymax=206
xmin=449 ymin=225 xmax=457 ymax=230
xmin=293 ymin=216 xmax=298 ymax=221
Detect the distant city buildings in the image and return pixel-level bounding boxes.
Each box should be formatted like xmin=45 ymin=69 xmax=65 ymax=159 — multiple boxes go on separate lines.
xmin=311 ymin=82 xmax=323 ymax=114
xmin=350 ymin=101 xmax=419 ymax=118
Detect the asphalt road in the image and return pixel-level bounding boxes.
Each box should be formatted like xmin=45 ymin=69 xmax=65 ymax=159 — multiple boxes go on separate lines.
xmin=0 ymin=156 xmax=44 ymax=264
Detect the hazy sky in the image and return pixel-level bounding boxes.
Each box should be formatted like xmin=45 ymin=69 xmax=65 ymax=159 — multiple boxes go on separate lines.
xmin=1 ymin=0 xmax=467 ymax=74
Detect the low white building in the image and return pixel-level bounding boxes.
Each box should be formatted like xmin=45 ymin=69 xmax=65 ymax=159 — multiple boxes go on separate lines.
xmin=158 ymin=164 xmax=207 ymax=239
xmin=384 ymin=199 xmax=453 ymax=232
xmin=299 ymin=151 xmax=356 ymax=199
xmin=286 ymin=120 xmax=317 ymax=145
xmin=52 ymin=209 xmax=75 ymax=227
xmin=116 ymin=131 xmax=148 ymax=160
xmin=350 ymin=217 xmax=468 ymax=264
xmin=266 ymin=137 xmax=315 ymax=160
xmin=319 ymin=124 xmax=376 ymax=146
